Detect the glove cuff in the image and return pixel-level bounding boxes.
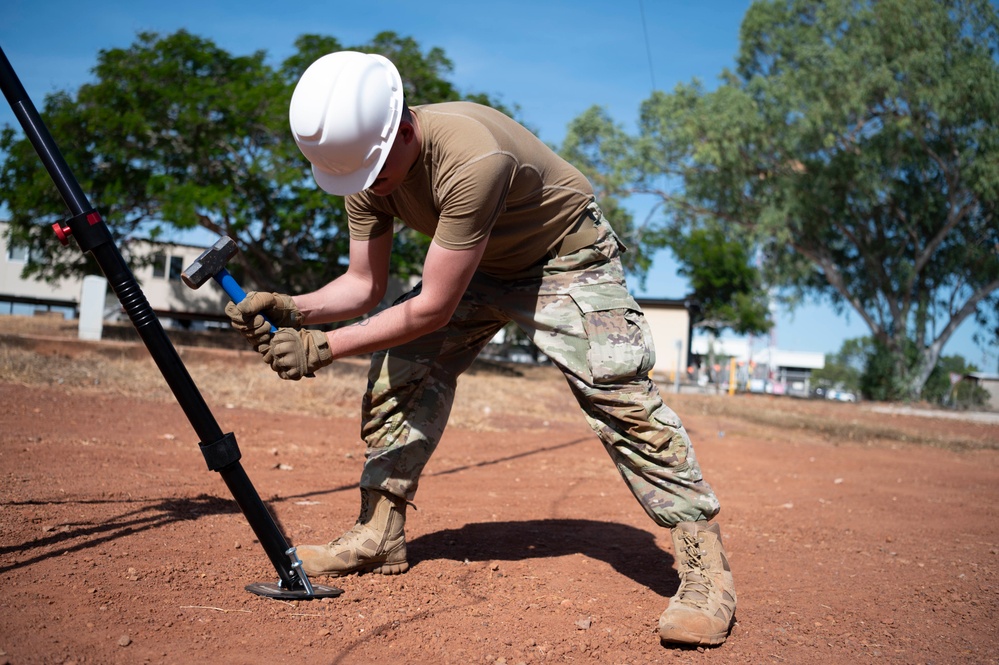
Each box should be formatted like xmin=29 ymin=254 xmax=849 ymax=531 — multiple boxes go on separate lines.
xmin=310 ymin=329 xmax=334 ymax=367
xmin=273 ymin=293 xmax=304 ymax=328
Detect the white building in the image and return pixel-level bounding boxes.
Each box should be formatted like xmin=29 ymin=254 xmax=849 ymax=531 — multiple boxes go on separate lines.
xmin=636 ymin=298 xmax=693 ymax=382
xmin=691 ymin=334 xmax=825 ymax=397
xmin=1 ymin=222 xmax=229 ymax=327
xmin=965 ymin=372 xmax=999 ymax=411
xmin=750 ymin=347 xmax=826 ymax=397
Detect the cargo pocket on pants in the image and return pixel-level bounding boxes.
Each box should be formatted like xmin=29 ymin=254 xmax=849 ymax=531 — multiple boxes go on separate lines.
xmin=570 ymin=289 xmax=655 ymax=384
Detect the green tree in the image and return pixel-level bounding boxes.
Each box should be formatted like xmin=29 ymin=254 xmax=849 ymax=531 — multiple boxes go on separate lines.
xmin=559 ymin=105 xmax=773 ymax=352
xmin=922 ymin=354 xmax=984 ymax=406
xmin=812 ymin=336 xmax=869 ymax=394
xmin=670 ymin=223 xmax=772 ymax=337
xmin=618 ymin=0 xmax=999 ymax=401
xmin=861 ymin=338 xmax=988 ymax=406
xmin=559 ymin=106 xmax=647 ymax=279
xmin=0 ymin=30 xmax=512 ymax=293
xmin=2 ymin=31 xmax=294 ymax=287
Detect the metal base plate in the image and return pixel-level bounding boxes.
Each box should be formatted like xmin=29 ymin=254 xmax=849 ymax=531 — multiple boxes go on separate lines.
xmin=245 ymin=581 xmax=344 ymax=600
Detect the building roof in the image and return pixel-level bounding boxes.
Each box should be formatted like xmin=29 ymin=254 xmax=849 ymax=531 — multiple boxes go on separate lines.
xmin=691 ymin=337 xmax=751 ymax=358
xmin=635 ymin=297 xmax=689 ymax=309
xmin=752 ymin=348 xmax=826 ymax=370
xmin=967 ymin=372 xmax=999 ymax=381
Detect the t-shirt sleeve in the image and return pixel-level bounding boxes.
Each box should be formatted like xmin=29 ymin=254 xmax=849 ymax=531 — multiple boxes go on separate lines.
xmin=345 ymin=194 xmax=394 ymax=241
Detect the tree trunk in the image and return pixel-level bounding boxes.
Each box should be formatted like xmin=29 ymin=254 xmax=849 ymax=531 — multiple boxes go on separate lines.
xmin=911 ymin=341 xmax=945 ymax=401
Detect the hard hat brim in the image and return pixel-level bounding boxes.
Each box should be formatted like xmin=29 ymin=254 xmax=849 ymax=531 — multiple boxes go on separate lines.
xmin=311 ymin=161 xmax=380 ymax=196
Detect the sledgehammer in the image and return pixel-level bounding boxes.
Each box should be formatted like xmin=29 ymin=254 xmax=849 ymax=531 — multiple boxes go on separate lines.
xmin=181 ymin=236 xmax=276 ymax=333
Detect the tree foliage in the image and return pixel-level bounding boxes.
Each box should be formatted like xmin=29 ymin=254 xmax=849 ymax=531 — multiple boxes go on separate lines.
xmin=559 ymin=107 xmax=647 ymax=278
xmin=669 ymin=223 xmax=772 ymax=336
xmin=560 ymin=106 xmax=772 ymax=337
xmin=617 ymin=0 xmax=999 ymax=400
xmin=922 ymin=353 xmax=990 ymax=407
xmin=814 ymin=335 xmax=989 ymax=407
xmin=0 ymin=30 xmax=512 ymax=293
xmin=812 ymin=336 xmax=868 ymax=394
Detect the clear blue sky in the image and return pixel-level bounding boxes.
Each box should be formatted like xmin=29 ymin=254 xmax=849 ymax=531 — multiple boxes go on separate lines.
xmin=1 ymin=0 xmax=996 ymax=369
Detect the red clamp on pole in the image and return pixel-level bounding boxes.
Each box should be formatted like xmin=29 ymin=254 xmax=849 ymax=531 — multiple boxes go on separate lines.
xmin=52 ymin=221 xmax=72 ymax=245
xmin=52 ymin=211 xmax=102 ymax=246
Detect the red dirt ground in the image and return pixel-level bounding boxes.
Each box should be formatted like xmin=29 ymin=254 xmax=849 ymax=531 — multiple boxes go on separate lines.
xmin=1 ymin=320 xmax=997 ymax=664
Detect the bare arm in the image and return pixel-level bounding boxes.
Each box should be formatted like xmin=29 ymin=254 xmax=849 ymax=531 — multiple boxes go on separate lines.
xmin=292 ymin=232 xmax=393 ymax=325
xmin=320 ymin=235 xmax=488 ymax=360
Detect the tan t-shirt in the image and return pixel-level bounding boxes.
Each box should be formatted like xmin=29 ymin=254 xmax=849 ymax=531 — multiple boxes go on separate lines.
xmin=345 ymin=102 xmax=595 ymax=277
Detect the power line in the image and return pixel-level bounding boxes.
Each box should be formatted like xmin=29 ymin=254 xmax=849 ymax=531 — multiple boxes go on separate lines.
xmin=639 ymin=0 xmax=657 ymax=92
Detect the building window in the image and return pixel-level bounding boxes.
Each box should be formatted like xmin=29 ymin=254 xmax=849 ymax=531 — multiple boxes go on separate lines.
xmin=152 ymin=252 xmax=166 ymax=278
xmin=169 ymin=255 xmax=184 ymax=281
xmin=7 ymin=243 xmax=29 ymax=262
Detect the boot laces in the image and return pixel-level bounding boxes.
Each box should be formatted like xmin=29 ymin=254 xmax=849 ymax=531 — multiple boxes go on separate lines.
xmin=329 ymin=521 xmax=368 ymax=549
xmin=675 ymin=533 xmax=713 ymax=609
xmin=325 ymin=491 xmax=374 ymax=549
xmin=326 ymin=490 xmax=410 ymax=550
xmin=357 ymin=490 xmax=372 ymax=523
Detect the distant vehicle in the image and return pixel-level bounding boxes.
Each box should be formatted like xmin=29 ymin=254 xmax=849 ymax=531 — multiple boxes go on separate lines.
xmin=497 ymin=344 xmax=549 ymax=365
xmin=826 ymin=388 xmax=858 ymax=403
xmin=812 ymin=386 xmax=858 ymax=402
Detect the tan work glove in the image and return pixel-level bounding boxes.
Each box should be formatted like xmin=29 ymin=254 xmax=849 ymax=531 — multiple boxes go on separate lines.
xmin=263 ymin=328 xmax=333 ymax=380
xmin=225 ymin=291 xmax=302 ymax=353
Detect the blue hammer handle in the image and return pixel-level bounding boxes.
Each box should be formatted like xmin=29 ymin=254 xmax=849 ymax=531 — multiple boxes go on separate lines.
xmin=215 ymin=268 xmax=277 ymax=333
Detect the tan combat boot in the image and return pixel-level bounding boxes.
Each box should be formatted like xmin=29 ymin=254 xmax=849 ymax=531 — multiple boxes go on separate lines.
xmin=659 ymin=520 xmax=737 ymax=646
xmin=296 ymin=488 xmax=409 ymax=577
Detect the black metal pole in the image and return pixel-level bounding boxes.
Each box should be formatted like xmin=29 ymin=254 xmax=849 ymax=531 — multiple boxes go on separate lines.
xmin=0 ymin=45 xmax=320 ymax=595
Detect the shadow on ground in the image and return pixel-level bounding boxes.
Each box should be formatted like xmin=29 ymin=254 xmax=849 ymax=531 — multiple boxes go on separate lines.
xmin=0 ymin=494 xmax=240 ymax=574
xmin=409 ymin=518 xmax=677 ymax=597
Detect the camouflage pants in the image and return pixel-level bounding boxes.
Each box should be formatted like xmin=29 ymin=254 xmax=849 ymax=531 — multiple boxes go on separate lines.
xmin=359 ymin=203 xmax=720 ymax=527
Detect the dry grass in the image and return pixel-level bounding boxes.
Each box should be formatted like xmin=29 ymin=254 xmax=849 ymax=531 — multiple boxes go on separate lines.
xmin=1 ymin=314 xmax=995 ymax=448
xmin=677 ymin=389 xmax=998 ymax=451
xmin=0 ymin=315 xmax=579 ymax=432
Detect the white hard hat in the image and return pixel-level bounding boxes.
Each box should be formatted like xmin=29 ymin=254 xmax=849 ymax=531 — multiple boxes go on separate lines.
xmin=289 ymin=51 xmax=404 ymax=195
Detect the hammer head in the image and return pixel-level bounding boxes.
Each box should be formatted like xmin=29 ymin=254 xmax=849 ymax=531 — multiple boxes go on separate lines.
xmin=182 ymin=236 xmax=239 ymax=289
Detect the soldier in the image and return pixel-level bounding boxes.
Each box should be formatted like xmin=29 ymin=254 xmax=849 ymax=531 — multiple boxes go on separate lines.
xmin=228 ymin=51 xmax=736 ymax=647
